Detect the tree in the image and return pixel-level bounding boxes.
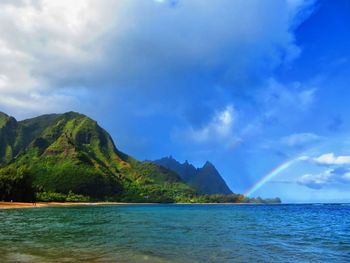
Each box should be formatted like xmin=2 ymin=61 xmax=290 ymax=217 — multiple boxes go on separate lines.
xmin=0 ymin=166 xmax=35 ymax=202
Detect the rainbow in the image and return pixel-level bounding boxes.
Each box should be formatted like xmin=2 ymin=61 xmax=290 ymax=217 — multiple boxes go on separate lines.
xmin=245 ymin=156 xmax=303 ymax=197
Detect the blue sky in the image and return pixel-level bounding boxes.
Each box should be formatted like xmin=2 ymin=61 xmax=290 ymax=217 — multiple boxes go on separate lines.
xmin=0 ymin=0 xmax=349 ymax=202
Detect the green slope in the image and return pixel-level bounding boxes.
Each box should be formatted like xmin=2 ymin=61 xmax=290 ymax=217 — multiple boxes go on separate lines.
xmin=0 ymin=112 xmax=196 ymax=202
xmin=0 ymin=112 xmax=25 ymax=164
xmin=0 ymin=112 xmax=9 ymax=128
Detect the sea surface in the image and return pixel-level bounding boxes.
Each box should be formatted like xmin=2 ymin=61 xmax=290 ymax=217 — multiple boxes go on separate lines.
xmin=0 ymin=204 xmax=349 ymax=263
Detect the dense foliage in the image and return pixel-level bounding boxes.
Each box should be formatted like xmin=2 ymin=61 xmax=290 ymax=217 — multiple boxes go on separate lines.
xmin=36 ymin=191 xmax=90 ymax=202
xmin=0 ymin=167 xmax=35 ymax=202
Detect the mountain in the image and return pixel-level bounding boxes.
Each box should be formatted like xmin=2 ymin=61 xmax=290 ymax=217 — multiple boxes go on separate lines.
xmin=0 ymin=111 xmax=195 ymax=202
xmin=154 ymin=156 xmax=232 ymax=195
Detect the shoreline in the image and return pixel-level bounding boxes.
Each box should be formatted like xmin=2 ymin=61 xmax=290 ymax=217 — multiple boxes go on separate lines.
xmin=0 ymin=201 xmax=274 ymax=209
xmin=0 ymin=202 xmax=158 ymax=209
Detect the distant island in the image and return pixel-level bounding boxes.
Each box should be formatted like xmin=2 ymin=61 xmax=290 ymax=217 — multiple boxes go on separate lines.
xmin=0 ymin=111 xmax=280 ymax=204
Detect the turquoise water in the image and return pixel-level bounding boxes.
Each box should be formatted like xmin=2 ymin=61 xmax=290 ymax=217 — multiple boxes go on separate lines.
xmin=0 ymin=204 xmax=349 ymax=263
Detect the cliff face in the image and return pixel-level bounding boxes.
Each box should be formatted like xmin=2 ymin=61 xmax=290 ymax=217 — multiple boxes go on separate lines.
xmin=154 ymin=156 xmax=232 ymax=195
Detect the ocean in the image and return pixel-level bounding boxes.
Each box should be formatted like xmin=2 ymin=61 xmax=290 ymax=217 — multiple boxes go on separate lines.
xmin=0 ymin=204 xmax=349 ymax=262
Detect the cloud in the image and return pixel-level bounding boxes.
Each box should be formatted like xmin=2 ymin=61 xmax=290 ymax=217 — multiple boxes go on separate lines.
xmin=182 ymin=76 xmax=319 ymax=150
xmin=260 ymin=79 xmax=317 ymax=115
xmin=180 ymin=105 xmax=237 ymax=144
xmin=297 ymin=170 xmax=332 ymax=189
xmin=313 ymin=153 xmax=350 ymax=165
xmin=297 ymin=167 xmax=350 ymax=189
xmin=299 ymin=153 xmax=350 ymax=166
xmin=0 ymin=0 xmax=316 ymax=116
xmin=0 ymin=0 xmax=112 ymax=114
xmin=298 ymin=156 xmax=310 ymax=161
xmin=281 ymin=132 xmax=323 ymax=147
xmin=238 ymin=78 xmax=319 ymax=142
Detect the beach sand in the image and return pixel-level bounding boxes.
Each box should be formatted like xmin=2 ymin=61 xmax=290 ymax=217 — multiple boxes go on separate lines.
xmin=0 ymin=201 xmax=162 ymax=209
xmin=0 ymin=202 xmax=47 ymax=209
xmin=0 ymin=202 xmax=260 ymax=209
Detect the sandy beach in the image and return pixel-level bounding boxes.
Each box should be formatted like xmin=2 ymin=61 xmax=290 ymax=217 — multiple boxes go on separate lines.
xmin=0 ymin=202 xmax=47 ymax=209
xmin=0 ymin=202 xmax=264 ymax=209
xmin=0 ymin=202 xmax=157 ymax=209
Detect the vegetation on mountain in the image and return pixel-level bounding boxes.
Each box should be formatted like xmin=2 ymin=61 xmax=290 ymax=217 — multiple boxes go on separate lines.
xmin=0 ymin=111 xmax=196 ymax=202
xmin=0 ymin=166 xmax=35 ymax=202
xmin=0 ymin=111 xmax=280 ymax=204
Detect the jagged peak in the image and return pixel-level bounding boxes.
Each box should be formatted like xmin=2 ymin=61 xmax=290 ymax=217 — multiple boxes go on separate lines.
xmin=202 ymin=161 xmax=215 ymax=169
xmin=158 ymin=156 xmax=180 ymax=163
xmin=183 ymin=160 xmax=197 ymax=170
xmin=153 ymin=156 xmax=232 ymax=194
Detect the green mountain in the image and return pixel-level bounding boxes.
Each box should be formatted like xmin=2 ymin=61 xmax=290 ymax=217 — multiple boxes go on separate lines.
xmin=154 ymin=156 xmax=232 ymax=195
xmin=0 ymin=112 xmax=195 ymax=202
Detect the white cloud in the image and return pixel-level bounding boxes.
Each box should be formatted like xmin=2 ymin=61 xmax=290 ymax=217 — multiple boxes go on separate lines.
xmin=0 ymin=0 xmax=315 ymax=116
xmin=313 ymin=153 xmax=350 ymax=165
xmin=297 ymin=167 xmax=350 ymax=189
xmin=182 ymin=105 xmax=237 ymax=144
xmin=297 ymin=170 xmax=333 ymax=189
xmin=298 ymin=156 xmax=310 ymax=161
xmin=0 ymin=0 xmax=113 ymax=114
xmin=281 ymin=132 xmax=323 ymax=147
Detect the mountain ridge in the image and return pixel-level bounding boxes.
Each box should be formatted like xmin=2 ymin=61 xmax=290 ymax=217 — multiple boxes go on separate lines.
xmin=153 ymin=156 xmax=232 ymax=195
xmin=0 ymin=111 xmax=196 ymax=202
xmin=0 ymin=111 xmax=280 ymax=204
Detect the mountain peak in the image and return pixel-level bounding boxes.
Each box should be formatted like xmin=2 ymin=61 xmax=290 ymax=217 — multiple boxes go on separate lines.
xmin=154 ymin=157 xmax=232 ymax=195
xmin=203 ymin=161 xmax=214 ymax=169
xmin=61 ymin=111 xmax=88 ymax=120
xmin=0 ymin=111 xmax=195 ymax=202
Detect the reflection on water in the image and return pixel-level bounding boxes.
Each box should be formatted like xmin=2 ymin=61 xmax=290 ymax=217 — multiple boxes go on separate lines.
xmin=0 ymin=204 xmax=349 ymax=262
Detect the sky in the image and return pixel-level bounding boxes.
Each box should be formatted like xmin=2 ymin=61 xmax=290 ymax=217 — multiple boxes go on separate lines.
xmin=0 ymin=0 xmax=349 ymax=203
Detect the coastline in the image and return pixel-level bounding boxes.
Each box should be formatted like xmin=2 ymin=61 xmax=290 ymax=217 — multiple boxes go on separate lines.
xmin=0 ymin=201 xmax=276 ymax=209
xmin=0 ymin=202 xmax=157 ymax=209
